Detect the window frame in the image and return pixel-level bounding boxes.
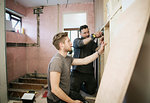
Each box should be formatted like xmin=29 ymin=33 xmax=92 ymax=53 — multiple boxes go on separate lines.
xmin=6 ymin=10 xmax=22 ymax=33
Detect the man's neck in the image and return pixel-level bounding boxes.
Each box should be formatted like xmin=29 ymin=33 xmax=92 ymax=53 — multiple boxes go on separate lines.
xmin=58 ymin=50 xmax=67 ymax=57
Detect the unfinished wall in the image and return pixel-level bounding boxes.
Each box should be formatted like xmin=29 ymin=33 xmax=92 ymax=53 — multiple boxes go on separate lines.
xmin=22 ymin=2 xmax=95 ymax=73
xmin=126 ymin=19 xmax=150 ymax=103
xmin=94 ymin=0 xmax=104 ymax=32
xmin=6 ymin=0 xmax=27 ymax=82
xmin=6 ymin=1 xmax=95 ymax=82
xmin=94 ymin=0 xmax=104 ymax=85
xmin=6 ymin=32 xmax=27 ymax=82
xmin=6 ymin=0 xmax=26 ymax=16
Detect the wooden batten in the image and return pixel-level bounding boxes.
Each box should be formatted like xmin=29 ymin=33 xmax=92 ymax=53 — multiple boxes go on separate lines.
xmin=10 ymin=82 xmax=44 ymax=90
xmin=19 ymin=77 xmax=47 ymax=84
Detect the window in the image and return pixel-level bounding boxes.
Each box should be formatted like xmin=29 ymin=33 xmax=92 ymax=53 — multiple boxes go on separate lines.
xmin=63 ymin=12 xmax=87 ymax=56
xmin=63 ymin=13 xmax=86 ymax=28
xmin=64 ymin=28 xmax=80 ymax=44
xmin=5 ymin=11 xmax=22 ymax=33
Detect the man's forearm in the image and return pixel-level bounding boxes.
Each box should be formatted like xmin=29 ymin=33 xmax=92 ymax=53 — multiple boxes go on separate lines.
xmin=72 ymin=42 xmax=106 ymax=66
xmin=82 ymin=36 xmax=92 ymax=45
xmin=72 ymin=52 xmax=99 ymax=65
xmin=81 ymin=52 xmax=99 ymax=65
xmin=52 ymin=87 xmax=74 ymax=103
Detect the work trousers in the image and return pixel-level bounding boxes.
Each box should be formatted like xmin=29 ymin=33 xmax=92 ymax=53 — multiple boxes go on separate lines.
xmin=70 ymin=70 xmax=97 ymax=95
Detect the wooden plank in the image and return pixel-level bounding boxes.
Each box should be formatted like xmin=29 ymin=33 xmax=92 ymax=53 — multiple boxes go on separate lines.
xmin=104 ymin=25 xmax=110 ymax=65
xmin=8 ymin=90 xmax=26 ymax=99
xmin=10 ymin=82 xmax=44 ymax=90
xmin=8 ymin=88 xmax=38 ymax=92
xmin=19 ymin=78 xmax=47 ymax=84
xmin=95 ymin=0 xmax=150 ymax=103
xmin=24 ymin=73 xmax=47 ymax=79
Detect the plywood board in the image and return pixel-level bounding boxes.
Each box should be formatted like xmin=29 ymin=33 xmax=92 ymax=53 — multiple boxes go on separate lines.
xmin=95 ymin=0 xmax=150 ymax=103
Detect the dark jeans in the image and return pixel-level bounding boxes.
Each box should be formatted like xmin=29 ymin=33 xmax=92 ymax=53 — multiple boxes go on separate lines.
xmin=47 ymin=90 xmax=86 ymax=103
xmin=70 ymin=70 xmax=97 ymax=95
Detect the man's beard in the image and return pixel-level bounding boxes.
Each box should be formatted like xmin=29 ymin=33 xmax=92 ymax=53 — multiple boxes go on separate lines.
xmin=84 ymin=35 xmax=89 ymax=38
xmin=68 ymin=49 xmax=72 ymax=54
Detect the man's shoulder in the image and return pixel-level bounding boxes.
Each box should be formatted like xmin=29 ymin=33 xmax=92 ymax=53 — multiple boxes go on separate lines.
xmin=50 ymin=54 xmax=63 ymax=63
xmin=74 ymin=38 xmax=81 ymax=41
xmin=73 ymin=38 xmax=83 ymax=44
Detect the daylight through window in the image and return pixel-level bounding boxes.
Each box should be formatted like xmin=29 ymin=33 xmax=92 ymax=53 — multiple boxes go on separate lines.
xmin=6 ymin=11 xmax=22 ymax=33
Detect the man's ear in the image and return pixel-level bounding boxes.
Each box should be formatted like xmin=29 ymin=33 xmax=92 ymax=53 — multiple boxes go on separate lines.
xmin=59 ymin=42 xmax=64 ymax=50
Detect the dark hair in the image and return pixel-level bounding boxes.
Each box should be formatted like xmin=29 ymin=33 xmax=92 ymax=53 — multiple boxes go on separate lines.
xmin=52 ymin=32 xmax=68 ymax=50
xmin=79 ymin=25 xmax=88 ymax=32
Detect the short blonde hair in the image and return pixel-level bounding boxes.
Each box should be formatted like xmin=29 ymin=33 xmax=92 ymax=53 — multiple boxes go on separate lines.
xmin=53 ymin=32 xmax=68 ymax=50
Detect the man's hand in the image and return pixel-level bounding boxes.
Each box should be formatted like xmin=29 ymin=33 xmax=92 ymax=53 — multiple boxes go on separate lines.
xmin=97 ymin=41 xmax=107 ymax=54
xmin=73 ymin=100 xmax=83 ymax=103
xmin=100 ymin=36 xmax=104 ymax=44
xmin=95 ymin=31 xmax=103 ymax=38
xmin=95 ymin=36 xmax=104 ymax=51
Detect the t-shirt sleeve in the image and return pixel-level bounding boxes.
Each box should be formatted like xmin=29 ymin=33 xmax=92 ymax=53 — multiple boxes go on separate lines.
xmin=73 ymin=38 xmax=84 ymax=48
xmin=49 ymin=58 xmax=63 ymax=73
xmin=70 ymin=56 xmax=74 ymax=64
xmin=66 ymin=56 xmax=74 ymax=65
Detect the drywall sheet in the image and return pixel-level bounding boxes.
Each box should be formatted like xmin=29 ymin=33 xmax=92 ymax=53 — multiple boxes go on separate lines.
xmin=95 ymin=0 xmax=150 ymax=103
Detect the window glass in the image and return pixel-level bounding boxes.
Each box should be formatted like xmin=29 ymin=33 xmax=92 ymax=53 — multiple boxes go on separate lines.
xmin=5 ymin=11 xmax=22 ymax=33
xmin=15 ymin=21 xmax=21 ymax=32
xmin=63 ymin=13 xmax=87 ymax=28
xmin=6 ymin=13 xmax=10 ymax=20
xmin=11 ymin=19 xmax=18 ymax=28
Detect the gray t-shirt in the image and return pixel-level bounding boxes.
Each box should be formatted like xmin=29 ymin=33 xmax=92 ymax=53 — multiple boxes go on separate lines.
xmin=47 ymin=53 xmax=73 ymax=102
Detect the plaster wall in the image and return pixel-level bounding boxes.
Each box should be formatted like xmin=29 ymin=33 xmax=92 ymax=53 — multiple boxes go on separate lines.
xmin=6 ymin=1 xmax=95 ymax=82
xmin=6 ymin=32 xmax=27 ymax=82
xmin=6 ymin=0 xmax=26 ymax=16
xmin=6 ymin=0 xmax=27 ymax=82
xmin=23 ymin=2 xmax=95 ymax=73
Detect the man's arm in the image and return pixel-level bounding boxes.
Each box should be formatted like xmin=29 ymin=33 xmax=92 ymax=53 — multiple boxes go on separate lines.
xmin=82 ymin=36 xmax=93 ymax=45
xmin=74 ymin=31 xmax=103 ymax=48
xmin=72 ymin=52 xmax=99 ymax=65
xmin=72 ymin=42 xmax=106 ymax=65
xmin=73 ymin=37 xmax=92 ymax=48
xmin=95 ymin=36 xmax=104 ymax=51
xmin=50 ymin=72 xmax=82 ymax=103
xmin=82 ymin=31 xmax=103 ymax=45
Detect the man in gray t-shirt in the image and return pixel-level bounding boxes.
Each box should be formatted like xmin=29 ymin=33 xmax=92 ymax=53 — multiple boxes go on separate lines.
xmin=47 ymin=53 xmax=73 ymax=102
xmin=47 ymin=32 xmax=106 ymax=103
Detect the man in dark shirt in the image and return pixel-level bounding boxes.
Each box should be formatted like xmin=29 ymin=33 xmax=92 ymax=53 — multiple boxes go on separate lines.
xmin=71 ymin=25 xmax=103 ymax=95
